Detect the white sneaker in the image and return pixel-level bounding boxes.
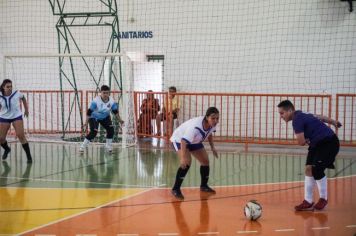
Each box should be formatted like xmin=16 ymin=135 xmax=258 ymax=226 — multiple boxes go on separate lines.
xmin=79 ymin=145 xmax=85 ymax=153
xmin=105 ymin=145 xmax=113 ymax=153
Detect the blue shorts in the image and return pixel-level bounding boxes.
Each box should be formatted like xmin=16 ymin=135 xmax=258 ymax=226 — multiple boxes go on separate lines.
xmin=0 ymin=115 xmax=23 ymax=123
xmin=172 ymin=142 xmax=204 ymax=152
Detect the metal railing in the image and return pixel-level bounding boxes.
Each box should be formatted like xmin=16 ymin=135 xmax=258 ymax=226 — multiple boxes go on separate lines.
xmin=8 ymin=90 xmax=355 ymax=147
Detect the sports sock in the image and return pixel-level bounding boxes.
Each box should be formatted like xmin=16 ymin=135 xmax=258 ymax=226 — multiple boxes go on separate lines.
xmin=305 ymin=176 xmax=316 ymax=203
xmin=173 ymin=165 xmax=190 ymax=190
xmin=316 ymin=176 xmax=327 ymax=200
xmin=200 ymin=165 xmax=210 ymax=187
xmin=22 ymin=143 xmax=32 ymax=162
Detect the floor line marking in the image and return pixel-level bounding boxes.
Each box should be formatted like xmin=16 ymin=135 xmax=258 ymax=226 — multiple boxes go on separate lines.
xmin=274 ymin=229 xmax=295 ymax=232
xmin=17 ymin=188 xmax=153 ymax=235
xmin=0 ymin=176 xmax=159 ymax=188
xmin=156 ymin=174 xmax=356 ymax=190
xmin=117 ymin=234 xmax=139 ymax=236
xmin=34 ymin=235 xmax=56 ymax=236
xmin=236 ymin=231 xmax=258 ymax=234
xmin=158 ymin=233 xmax=178 ymax=236
xmin=346 ymin=225 xmax=356 ymax=228
xmin=198 ymin=232 xmax=220 ymax=235
xmin=311 ymin=227 xmax=330 ymax=230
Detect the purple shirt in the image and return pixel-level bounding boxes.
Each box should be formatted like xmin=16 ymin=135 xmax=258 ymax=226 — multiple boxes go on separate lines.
xmin=292 ymin=110 xmax=335 ymax=147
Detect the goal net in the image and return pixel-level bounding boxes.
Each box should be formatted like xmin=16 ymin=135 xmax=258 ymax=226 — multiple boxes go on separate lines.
xmin=3 ymin=53 xmax=136 ymax=147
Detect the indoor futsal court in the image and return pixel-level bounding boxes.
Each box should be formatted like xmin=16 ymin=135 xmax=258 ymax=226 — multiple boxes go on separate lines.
xmin=0 ymin=0 xmax=356 ymax=236
xmin=0 ymin=142 xmax=355 ymax=235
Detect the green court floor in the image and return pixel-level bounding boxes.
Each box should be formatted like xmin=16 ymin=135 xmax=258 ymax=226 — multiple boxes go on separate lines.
xmin=1 ymin=142 xmax=355 ymax=190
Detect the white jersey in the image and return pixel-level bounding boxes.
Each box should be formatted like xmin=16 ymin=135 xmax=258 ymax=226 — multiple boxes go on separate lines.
xmin=0 ymin=90 xmax=25 ymax=119
xmin=170 ymin=116 xmax=216 ymax=144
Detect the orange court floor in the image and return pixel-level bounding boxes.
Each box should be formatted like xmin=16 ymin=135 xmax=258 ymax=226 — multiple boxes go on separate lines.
xmin=0 ymin=141 xmax=355 ymax=236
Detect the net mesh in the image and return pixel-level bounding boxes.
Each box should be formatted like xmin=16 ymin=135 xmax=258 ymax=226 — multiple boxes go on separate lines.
xmin=1 ymin=0 xmax=355 ymax=144
xmin=4 ymin=54 xmax=136 ymax=147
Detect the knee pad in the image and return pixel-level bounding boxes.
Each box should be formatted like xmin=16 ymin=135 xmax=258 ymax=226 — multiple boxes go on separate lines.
xmin=312 ymin=166 xmax=325 ymax=180
xmin=106 ymin=126 xmax=114 ymax=139
xmin=87 ymin=130 xmax=98 ymax=140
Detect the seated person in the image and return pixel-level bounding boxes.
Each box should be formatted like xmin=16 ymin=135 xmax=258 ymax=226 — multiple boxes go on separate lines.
xmin=156 ymin=86 xmax=180 ymax=136
xmin=137 ymin=90 xmax=160 ymax=135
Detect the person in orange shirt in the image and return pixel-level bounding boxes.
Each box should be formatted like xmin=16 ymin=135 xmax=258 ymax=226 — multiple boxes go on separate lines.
xmin=137 ymin=90 xmax=160 ymax=135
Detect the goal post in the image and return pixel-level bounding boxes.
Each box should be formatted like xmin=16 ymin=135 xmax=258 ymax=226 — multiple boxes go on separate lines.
xmin=3 ymin=53 xmax=136 ymax=147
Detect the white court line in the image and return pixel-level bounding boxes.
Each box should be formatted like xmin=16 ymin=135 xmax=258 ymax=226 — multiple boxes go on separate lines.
xmin=34 ymin=235 xmax=56 ymax=236
xmin=117 ymin=234 xmax=139 ymax=236
xmin=274 ymin=229 xmax=295 ymax=232
xmin=158 ymin=233 xmax=179 ymax=236
xmin=236 ymin=231 xmax=258 ymax=234
xmin=346 ymin=225 xmax=356 ymax=228
xmin=311 ymin=227 xmax=330 ymax=230
xmin=17 ymin=188 xmax=154 ymax=235
xmin=156 ymin=174 xmax=356 ymax=190
xmin=1 ymin=235 xmax=26 ymax=236
xmin=0 ymin=176 xmax=165 ymax=188
xmin=198 ymin=232 xmax=219 ymax=235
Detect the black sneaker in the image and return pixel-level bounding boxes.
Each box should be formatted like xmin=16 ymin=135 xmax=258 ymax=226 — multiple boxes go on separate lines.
xmin=200 ymin=185 xmax=216 ymax=194
xmin=171 ymin=189 xmax=184 ymax=200
xmin=2 ymin=148 xmax=11 ymax=160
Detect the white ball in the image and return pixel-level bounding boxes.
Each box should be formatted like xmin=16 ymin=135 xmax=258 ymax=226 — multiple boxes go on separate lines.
xmin=244 ymin=200 xmax=262 ymax=221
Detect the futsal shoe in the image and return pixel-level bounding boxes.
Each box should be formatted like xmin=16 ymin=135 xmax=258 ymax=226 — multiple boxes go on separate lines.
xmin=2 ymin=148 xmax=11 ymax=160
xmin=294 ymin=200 xmax=314 ymax=211
xmin=200 ymin=185 xmax=216 ymax=194
xmin=105 ymin=145 xmax=113 ymax=153
xmin=171 ymin=189 xmax=184 ymax=200
xmin=314 ymin=198 xmax=328 ymax=210
xmin=79 ymin=146 xmax=85 ymax=153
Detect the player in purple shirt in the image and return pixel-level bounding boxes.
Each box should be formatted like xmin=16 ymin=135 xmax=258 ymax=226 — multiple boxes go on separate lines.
xmin=278 ymin=100 xmax=341 ymax=211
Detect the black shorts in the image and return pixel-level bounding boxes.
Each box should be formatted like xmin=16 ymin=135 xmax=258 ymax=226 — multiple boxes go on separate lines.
xmin=88 ymin=116 xmax=113 ymax=131
xmin=306 ymin=135 xmax=339 ymax=169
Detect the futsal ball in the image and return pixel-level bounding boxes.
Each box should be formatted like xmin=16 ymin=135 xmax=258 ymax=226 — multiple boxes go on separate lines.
xmin=244 ymin=200 xmax=262 ymax=221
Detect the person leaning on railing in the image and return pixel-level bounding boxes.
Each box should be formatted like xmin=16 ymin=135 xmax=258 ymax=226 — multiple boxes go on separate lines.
xmin=137 ymin=90 xmax=160 ymax=136
xmin=156 ymin=86 xmax=180 ymax=136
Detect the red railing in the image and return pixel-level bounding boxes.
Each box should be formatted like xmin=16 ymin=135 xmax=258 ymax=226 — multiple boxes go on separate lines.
xmin=19 ymin=90 xmax=83 ymax=135
xmin=336 ymin=94 xmax=356 ymax=146
xmin=6 ymin=90 xmax=355 ymax=147
xmin=167 ymin=93 xmax=332 ymax=145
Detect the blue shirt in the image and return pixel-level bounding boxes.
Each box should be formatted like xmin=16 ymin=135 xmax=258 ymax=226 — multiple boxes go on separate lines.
xmin=292 ymin=110 xmax=335 ymax=147
xmin=89 ymin=96 xmax=118 ymax=120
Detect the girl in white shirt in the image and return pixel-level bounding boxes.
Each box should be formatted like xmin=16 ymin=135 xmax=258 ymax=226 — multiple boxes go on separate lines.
xmin=170 ymin=107 xmax=219 ymax=200
xmin=0 ymin=79 xmax=32 ymax=163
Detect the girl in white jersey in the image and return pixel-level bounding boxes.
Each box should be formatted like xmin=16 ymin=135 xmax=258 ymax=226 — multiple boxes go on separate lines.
xmin=0 ymin=79 xmax=32 ymax=163
xmin=170 ymin=107 xmax=219 ymax=200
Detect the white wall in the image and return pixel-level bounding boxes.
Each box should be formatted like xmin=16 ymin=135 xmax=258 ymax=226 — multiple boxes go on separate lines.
xmin=133 ymin=62 xmax=162 ymax=92
xmin=0 ymin=0 xmax=355 ymax=94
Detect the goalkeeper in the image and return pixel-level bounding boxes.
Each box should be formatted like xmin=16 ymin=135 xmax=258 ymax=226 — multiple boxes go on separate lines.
xmin=79 ymin=85 xmax=124 ymax=153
